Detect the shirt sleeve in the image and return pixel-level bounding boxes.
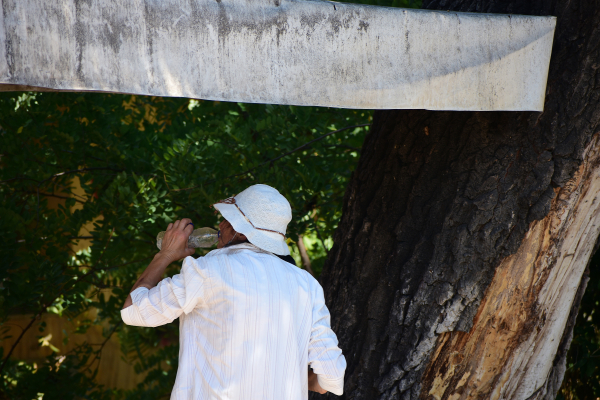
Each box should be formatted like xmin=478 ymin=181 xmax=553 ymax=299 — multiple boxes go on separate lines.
xmin=308 ymin=281 xmax=346 ymax=396
xmin=121 ymin=256 xmax=205 ymax=327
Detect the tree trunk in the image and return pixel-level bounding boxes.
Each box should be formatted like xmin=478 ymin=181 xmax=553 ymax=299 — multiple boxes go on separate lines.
xmin=316 ymin=1 xmax=600 ymax=399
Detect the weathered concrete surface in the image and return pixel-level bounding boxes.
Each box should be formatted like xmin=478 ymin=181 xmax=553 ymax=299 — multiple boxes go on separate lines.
xmin=0 ymin=0 xmax=555 ymax=111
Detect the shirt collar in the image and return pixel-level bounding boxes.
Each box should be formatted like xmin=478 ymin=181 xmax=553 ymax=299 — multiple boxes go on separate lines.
xmin=205 ymin=242 xmax=272 ymax=257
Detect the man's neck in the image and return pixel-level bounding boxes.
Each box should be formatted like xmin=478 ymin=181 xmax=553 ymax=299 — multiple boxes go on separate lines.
xmin=224 ymin=238 xmax=250 ymax=248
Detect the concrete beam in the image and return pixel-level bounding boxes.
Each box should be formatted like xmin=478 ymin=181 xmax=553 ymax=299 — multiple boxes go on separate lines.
xmin=0 ymin=0 xmax=555 ymax=111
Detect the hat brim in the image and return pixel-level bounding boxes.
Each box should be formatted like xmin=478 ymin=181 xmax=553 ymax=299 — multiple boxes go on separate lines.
xmin=214 ymin=202 xmax=290 ymax=256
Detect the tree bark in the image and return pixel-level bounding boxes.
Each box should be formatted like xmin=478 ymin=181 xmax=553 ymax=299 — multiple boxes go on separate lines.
xmin=316 ymin=1 xmax=600 ymax=399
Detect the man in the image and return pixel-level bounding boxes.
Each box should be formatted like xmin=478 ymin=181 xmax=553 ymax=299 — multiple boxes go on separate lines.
xmin=121 ymin=184 xmax=346 ymax=399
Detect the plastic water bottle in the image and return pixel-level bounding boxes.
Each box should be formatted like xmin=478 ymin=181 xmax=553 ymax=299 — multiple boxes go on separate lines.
xmin=156 ymin=227 xmax=218 ymax=250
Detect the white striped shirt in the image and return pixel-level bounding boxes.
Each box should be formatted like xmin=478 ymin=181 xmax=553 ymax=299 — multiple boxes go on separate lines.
xmin=121 ymin=243 xmax=346 ymax=399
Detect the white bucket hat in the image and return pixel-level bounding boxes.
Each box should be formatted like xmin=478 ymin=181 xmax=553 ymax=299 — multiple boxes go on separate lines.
xmin=213 ymin=184 xmax=292 ymax=255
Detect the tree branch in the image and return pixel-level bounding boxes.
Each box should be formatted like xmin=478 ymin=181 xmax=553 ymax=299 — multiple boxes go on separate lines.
xmin=84 ymin=321 xmax=123 ymax=377
xmin=298 ymin=235 xmax=315 ymax=276
xmin=0 ymin=176 xmax=41 ymax=185
xmin=0 ymin=255 xmax=152 ymax=376
xmin=57 ymin=148 xmax=107 ymax=163
xmin=39 ymin=167 xmax=124 ymax=183
xmin=0 ymin=309 xmax=44 ymax=374
xmin=1 ymin=167 xmax=123 ymax=185
xmin=327 ymin=143 xmax=361 ymax=152
xmin=19 ymin=191 xmax=87 ymax=204
xmin=311 ymin=219 xmax=329 ymax=256
xmin=34 ymin=167 xmax=123 ymax=226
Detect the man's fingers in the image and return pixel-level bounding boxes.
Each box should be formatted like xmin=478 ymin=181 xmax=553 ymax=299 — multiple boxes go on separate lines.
xmin=179 ymin=218 xmax=193 ymax=230
xmin=161 ymin=219 xmax=194 ymax=258
xmin=184 ymin=222 xmax=194 ymax=236
xmin=171 ymin=218 xmax=192 ymax=231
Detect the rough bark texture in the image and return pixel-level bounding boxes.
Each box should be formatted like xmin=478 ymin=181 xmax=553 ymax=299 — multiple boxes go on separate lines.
xmin=420 ymin=135 xmax=600 ymax=399
xmin=315 ymin=0 xmax=600 ymax=399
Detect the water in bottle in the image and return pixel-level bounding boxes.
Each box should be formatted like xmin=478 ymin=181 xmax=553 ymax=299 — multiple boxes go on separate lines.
xmin=156 ymin=227 xmax=218 ymax=250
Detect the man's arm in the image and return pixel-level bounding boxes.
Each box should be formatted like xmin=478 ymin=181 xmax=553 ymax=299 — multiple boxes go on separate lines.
xmin=307 ymin=282 xmax=346 ymax=396
xmin=122 ymin=218 xmax=195 ymax=309
xmin=308 ymin=368 xmax=327 ymax=394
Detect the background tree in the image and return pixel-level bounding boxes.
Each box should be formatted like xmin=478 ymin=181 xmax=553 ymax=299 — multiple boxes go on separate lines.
xmin=315 ymin=0 xmax=600 ymax=399
xmin=0 ymin=92 xmax=370 ymax=399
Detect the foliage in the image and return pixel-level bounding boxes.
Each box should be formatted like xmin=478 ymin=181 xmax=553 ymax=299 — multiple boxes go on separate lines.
xmin=0 ymin=91 xmax=371 ymax=399
xmin=0 ymin=0 xmax=435 ymax=395
xmin=0 ymin=0 xmax=428 ymax=396
xmin=559 ymin=250 xmax=600 ymax=400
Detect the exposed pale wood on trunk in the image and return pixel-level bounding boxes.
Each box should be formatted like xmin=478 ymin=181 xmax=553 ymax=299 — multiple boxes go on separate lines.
xmin=541 ymin=263 xmax=591 ymax=398
xmin=421 ymin=134 xmax=600 ymax=399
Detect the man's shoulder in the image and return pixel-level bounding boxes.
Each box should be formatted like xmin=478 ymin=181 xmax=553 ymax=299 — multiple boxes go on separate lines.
xmin=201 ymin=244 xmax=317 ymax=281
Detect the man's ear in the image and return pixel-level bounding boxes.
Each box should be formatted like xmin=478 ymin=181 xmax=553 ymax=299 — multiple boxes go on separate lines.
xmin=238 ymin=233 xmax=248 ymax=241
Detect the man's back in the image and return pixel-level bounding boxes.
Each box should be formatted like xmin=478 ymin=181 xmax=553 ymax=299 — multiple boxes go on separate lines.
xmin=122 ymin=243 xmax=346 ymax=400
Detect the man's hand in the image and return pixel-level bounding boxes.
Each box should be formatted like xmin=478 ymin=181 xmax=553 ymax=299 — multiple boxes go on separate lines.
xmin=159 ymin=218 xmax=196 ymax=263
xmin=308 ymin=368 xmax=327 ymax=394
xmin=122 ymin=218 xmax=195 ymax=309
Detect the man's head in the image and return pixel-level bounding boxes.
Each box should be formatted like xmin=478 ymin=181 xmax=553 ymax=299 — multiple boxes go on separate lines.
xmin=213 ymin=184 xmax=292 ymax=255
xmin=216 ymin=219 xmax=248 ymax=249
